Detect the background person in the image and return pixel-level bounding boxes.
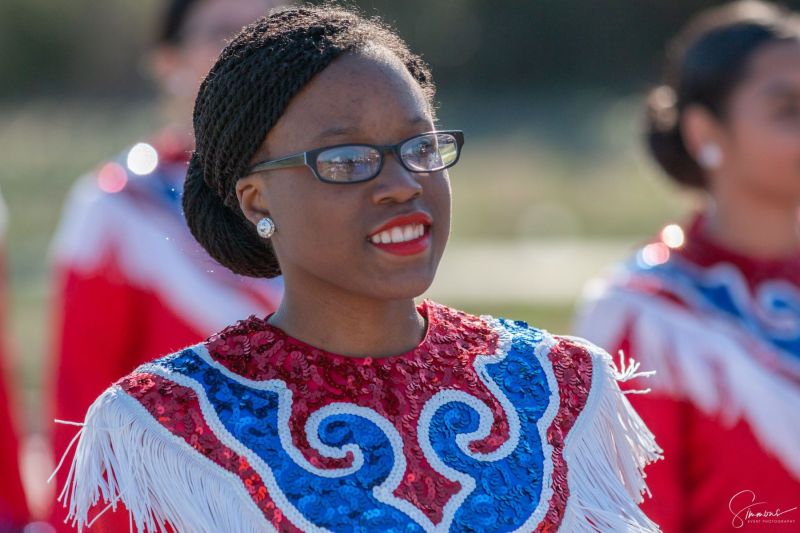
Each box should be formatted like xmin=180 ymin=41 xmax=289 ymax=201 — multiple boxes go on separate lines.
xmin=575 ymin=2 xmax=800 ymax=531
xmin=48 ymin=0 xmax=286 ymax=530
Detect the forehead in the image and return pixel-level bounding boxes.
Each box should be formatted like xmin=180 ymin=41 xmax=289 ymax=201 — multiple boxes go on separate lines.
xmin=263 ymin=50 xmax=433 ymax=151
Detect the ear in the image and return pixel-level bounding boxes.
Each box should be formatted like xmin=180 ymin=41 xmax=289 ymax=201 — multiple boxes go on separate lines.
xmin=681 ymin=104 xmax=726 ymax=159
xmin=235 ymin=175 xmax=271 ymax=226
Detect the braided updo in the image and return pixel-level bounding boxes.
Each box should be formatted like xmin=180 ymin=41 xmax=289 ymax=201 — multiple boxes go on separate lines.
xmin=645 ymin=0 xmax=800 ymax=188
xmin=182 ymin=5 xmax=435 ymax=278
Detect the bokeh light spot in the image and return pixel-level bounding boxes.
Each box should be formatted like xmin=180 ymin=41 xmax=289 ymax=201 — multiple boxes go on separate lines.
xmin=660 ymin=224 xmax=685 ymax=249
xmin=126 ymin=143 xmax=158 ymax=175
xmin=97 ymin=162 xmax=128 ymax=193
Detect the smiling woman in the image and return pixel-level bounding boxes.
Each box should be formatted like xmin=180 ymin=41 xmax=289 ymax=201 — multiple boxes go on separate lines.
xmin=58 ymin=5 xmax=662 ymax=532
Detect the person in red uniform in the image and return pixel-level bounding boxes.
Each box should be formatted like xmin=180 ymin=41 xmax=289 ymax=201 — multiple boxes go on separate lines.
xmin=0 ymin=188 xmax=30 ymax=532
xmin=48 ymin=1 xmax=286 ymax=530
xmin=575 ymin=1 xmax=800 ymax=531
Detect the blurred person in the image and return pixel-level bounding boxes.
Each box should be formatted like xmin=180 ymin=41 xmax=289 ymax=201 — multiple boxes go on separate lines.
xmin=48 ymin=0 xmax=285 ymax=530
xmin=575 ymin=1 xmax=800 ymax=531
xmin=56 ymin=5 xmax=662 ymax=532
xmin=0 ymin=188 xmax=30 ymax=532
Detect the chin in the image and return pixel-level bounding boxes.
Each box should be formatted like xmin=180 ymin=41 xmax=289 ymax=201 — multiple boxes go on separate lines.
xmin=368 ymin=274 xmax=435 ymax=301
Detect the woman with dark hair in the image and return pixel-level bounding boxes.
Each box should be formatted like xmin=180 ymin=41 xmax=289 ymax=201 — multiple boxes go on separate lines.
xmin=575 ymin=1 xmax=800 ymax=531
xmin=58 ymin=5 xmax=661 ymax=532
xmin=48 ymin=1 xmax=285 ymax=530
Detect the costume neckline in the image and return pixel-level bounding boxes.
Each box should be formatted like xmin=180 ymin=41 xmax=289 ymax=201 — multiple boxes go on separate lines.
xmin=258 ymin=298 xmax=435 ymax=364
xmin=675 ymin=213 xmax=800 ymax=285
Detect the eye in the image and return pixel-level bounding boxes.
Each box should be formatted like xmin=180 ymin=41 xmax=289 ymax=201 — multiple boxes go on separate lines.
xmin=411 ymin=138 xmax=436 ymax=155
xmin=316 ymin=146 xmax=381 ymax=182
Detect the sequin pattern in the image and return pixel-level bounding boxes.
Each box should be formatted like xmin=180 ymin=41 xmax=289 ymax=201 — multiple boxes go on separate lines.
xmin=119 ymin=372 xmax=300 ymax=532
xmin=536 ymin=339 xmax=593 ymax=531
xmin=118 ymin=300 xmax=598 ymax=532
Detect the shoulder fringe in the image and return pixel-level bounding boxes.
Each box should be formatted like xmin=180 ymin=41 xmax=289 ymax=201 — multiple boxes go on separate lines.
xmin=557 ymin=336 xmax=663 ymax=533
xmin=576 ymin=288 xmax=800 ymax=480
xmin=58 ymin=386 xmax=271 ymax=533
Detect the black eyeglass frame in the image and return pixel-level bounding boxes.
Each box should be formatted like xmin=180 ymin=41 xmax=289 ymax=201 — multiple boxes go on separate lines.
xmin=246 ymin=130 xmax=464 ymax=184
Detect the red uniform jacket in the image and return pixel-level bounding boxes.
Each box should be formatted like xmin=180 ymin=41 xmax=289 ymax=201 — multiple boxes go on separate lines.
xmin=576 ymin=215 xmax=800 ymax=532
xmin=48 ymin=140 xmax=282 ymax=531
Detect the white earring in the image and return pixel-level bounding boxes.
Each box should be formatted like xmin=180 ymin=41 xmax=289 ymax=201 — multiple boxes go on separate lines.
xmin=698 ymin=143 xmax=723 ymax=170
xmin=256 ymin=217 xmax=276 ymax=238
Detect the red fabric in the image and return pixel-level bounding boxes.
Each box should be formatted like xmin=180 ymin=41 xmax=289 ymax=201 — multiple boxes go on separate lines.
xmin=611 ymin=249 xmax=800 ymax=533
xmin=202 ymin=302 xmax=503 ymax=526
xmin=618 ymin=350 xmax=800 ymax=532
xmin=0 ymin=244 xmax=30 ymax=529
xmin=48 ymin=250 xmax=208 ymax=532
xmin=678 ymin=214 xmax=800 ymax=288
xmin=47 ymin=137 xmax=280 ymax=530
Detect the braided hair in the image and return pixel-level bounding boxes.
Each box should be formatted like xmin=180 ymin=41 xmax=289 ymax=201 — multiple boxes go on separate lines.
xmin=645 ymin=0 xmax=800 ymax=188
xmin=182 ymin=5 xmax=436 ymax=278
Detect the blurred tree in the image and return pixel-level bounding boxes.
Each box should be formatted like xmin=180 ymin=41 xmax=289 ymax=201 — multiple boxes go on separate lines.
xmin=3 ymin=0 xmax=800 ymax=98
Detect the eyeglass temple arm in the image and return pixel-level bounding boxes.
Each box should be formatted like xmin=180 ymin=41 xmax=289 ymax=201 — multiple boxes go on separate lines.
xmin=248 ymin=153 xmax=307 ymax=174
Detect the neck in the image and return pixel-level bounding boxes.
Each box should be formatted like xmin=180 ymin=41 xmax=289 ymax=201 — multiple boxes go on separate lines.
xmin=703 ymin=187 xmax=800 ymax=260
xmin=268 ymin=272 xmax=426 ymax=358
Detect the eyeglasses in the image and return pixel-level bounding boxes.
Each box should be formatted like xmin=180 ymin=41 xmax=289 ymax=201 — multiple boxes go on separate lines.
xmin=247 ymin=130 xmax=464 ymax=184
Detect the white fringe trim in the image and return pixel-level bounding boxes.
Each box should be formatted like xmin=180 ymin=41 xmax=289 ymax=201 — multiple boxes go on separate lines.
xmin=557 ymin=336 xmax=663 ymax=532
xmin=576 ymin=288 xmax=800 ymax=481
xmin=56 ymin=386 xmax=273 ymax=533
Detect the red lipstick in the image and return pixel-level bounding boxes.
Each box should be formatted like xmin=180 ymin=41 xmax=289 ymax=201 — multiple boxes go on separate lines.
xmin=367 ymin=212 xmax=433 ymax=256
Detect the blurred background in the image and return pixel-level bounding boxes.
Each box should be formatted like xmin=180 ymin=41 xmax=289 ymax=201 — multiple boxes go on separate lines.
xmin=2 ymin=0 xmax=797 ymax=521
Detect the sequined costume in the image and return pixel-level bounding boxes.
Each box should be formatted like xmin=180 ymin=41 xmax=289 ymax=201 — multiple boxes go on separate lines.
xmin=61 ymin=299 xmax=660 ymax=532
xmin=49 ymin=133 xmax=283 ymax=531
xmin=0 ymin=188 xmax=30 ymax=530
xmin=575 ymin=215 xmax=800 ymax=532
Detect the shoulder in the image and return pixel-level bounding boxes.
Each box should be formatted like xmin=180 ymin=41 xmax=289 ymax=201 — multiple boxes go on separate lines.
xmin=59 ymin=337 xmax=271 ymax=532
xmin=51 ymin=144 xmax=184 ymax=268
xmin=56 ymin=141 xmax=175 ymax=229
xmin=433 ymin=301 xmax=632 ymax=415
xmin=432 ymin=303 xmax=663 ymax=530
xmin=574 ymin=246 xmax=703 ymax=353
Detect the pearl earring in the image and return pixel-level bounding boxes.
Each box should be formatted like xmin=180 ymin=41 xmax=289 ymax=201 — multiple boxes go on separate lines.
xmin=698 ymin=143 xmax=723 ymax=170
xmin=256 ymin=217 xmax=276 ymax=239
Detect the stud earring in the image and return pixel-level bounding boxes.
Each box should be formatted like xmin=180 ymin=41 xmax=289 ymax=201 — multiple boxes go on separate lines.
xmin=698 ymin=143 xmax=723 ymax=170
xmin=256 ymin=217 xmax=276 ymax=238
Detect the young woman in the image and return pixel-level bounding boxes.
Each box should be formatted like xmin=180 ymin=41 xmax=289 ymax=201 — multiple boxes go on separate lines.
xmin=576 ymin=1 xmax=800 ymax=531
xmin=59 ymin=6 xmax=661 ymax=532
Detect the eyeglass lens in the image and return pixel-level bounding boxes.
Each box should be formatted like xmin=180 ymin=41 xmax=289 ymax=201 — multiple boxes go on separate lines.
xmin=315 ymin=132 xmax=459 ymax=182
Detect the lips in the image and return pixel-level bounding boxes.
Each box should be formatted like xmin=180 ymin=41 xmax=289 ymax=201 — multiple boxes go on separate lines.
xmin=367 ymin=211 xmax=433 ymax=256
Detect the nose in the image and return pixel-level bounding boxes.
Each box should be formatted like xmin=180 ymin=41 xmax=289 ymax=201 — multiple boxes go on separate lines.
xmin=371 ymin=155 xmax=423 ymax=205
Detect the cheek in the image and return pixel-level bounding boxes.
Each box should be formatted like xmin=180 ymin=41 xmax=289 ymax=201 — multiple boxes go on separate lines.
xmin=430 ymin=173 xmax=452 ymax=241
xmin=272 ymin=185 xmax=365 ymax=268
xmin=730 ymin=119 xmax=800 ymax=190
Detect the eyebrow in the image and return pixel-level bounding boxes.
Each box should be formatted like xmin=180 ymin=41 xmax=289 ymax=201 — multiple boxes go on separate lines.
xmin=312 ymin=116 xmax=432 ymax=143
